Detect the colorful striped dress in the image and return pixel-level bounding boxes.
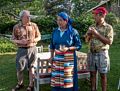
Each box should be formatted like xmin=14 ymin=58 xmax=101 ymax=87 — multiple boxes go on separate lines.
xmin=50 ymin=28 xmax=82 ymax=91
xmin=51 ymin=51 xmax=74 ymax=88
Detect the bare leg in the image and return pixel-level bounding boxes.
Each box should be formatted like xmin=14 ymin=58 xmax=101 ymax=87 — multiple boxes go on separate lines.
xmin=29 ymin=67 xmax=34 ymax=86
xmin=26 ymin=67 xmax=34 ymax=91
xmin=100 ymin=73 xmax=107 ymax=91
xmin=90 ymin=71 xmax=97 ymax=91
xmin=13 ymin=70 xmax=24 ymax=90
xmin=17 ymin=70 xmax=24 ymax=85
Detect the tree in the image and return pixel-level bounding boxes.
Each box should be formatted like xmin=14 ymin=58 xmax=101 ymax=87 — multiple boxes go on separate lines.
xmin=44 ymin=0 xmax=73 ymax=16
xmin=71 ymin=0 xmax=98 ymax=17
xmin=0 ymin=0 xmax=45 ymax=34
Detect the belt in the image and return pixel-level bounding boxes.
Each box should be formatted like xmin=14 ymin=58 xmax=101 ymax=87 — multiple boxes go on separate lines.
xmin=19 ymin=46 xmax=35 ymax=49
xmin=90 ymin=49 xmax=106 ymax=53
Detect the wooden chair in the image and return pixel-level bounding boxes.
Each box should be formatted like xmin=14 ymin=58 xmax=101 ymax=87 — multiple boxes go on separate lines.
xmin=34 ymin=46 xmax=51 ymax=91
xmin=33 ymin=47 xmax=90 ymax=91
xmin=34 ymin=57 xmax=51 ymax=91
xmin=76 ymin=51 xmax=90 ymax=79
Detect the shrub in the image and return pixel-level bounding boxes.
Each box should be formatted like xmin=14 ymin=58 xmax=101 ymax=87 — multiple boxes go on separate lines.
xmin=105 ymin=12 xmax=120 ymax=44
xmin=33 ymin=14 xmax=94 ymax=39
xmin=33 ymin=16 xmax=57 ymax=34
xmin=106 ymin=12 xmax=118 ymax=26
xmin=113 ymin=23 xmax=120 ymax=44
xmin=0 ymin=37 xmax=17 ymax=53
xmin=73 ymin=14 xmax=94 ymax=37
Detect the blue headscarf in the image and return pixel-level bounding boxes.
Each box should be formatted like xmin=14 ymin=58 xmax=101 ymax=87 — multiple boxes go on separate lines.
xmin=58 ymin=12 xmax=73 ymax=32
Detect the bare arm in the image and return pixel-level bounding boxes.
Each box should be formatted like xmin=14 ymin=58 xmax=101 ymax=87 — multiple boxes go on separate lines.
xmin=49 ymin=49 xmax=55 ymax=64
xmin=90 ymin=27 xmax=113 ymax=45
xmin=34 ymin=24 xmax=41 ymax=42
xmin=94 ymin=32 xmax=111 ymax=45
xmin=50 ymin=49 xmax=55 ymax=58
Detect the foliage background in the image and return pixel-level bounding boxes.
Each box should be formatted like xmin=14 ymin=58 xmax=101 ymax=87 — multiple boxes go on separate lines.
xmin=0 ymin=0 xmax=120 ymax=53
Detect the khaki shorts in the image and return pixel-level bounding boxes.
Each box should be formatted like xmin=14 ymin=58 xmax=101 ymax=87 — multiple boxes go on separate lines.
xmin=87 ymin=50 xmax=110 ymax=73
xmin=16 ymin=46 xmax=37 ymax=71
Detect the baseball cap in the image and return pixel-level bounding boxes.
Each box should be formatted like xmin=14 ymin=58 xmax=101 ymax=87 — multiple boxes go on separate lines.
xmin=92 ymin=7 xmax=108 ymax=15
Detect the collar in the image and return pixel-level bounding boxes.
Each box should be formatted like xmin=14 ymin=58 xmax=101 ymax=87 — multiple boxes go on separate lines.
xmin=19 ymin=22 xmax=32 ymax=27
xmin=96 ymin=22 xmax=107 ymax=27
xmin=102 ymin=22 xmax=107 ymax=26
xmin=58 ymin=27 xmax=67 ymax=32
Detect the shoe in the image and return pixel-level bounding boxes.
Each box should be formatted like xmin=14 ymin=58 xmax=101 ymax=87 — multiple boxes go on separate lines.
xmin=26 ymin=85 xmax=34 ymax=91
xmin=13 ymin=84 xmax=24 ymax=91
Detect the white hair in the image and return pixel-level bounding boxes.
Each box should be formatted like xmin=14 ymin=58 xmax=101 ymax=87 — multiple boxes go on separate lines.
xmin=19 ymin=10 xmax=30 ymax=19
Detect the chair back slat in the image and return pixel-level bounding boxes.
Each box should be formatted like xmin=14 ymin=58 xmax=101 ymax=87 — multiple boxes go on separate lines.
xmin=37 ymin=59 xmax=51 ymax=74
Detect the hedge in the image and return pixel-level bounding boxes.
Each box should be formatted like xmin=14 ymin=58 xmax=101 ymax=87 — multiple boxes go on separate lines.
xmin=0 ymin=37 xmax=17 ymax=53
xmin=0 ymin=14 xmax=94 ymax=37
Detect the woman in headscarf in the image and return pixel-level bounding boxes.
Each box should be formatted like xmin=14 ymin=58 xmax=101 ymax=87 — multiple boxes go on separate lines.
xmin=50 ymin=12 xmax=82 ymax=91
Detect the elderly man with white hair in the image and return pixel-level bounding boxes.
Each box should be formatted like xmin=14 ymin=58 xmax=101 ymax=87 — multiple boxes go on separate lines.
xmin=12 ymin=10 xmax=41 ymax=91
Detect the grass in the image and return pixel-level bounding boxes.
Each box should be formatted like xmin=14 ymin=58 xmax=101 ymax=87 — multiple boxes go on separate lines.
xmin=0 ymin=43 xmax=120 ymax=91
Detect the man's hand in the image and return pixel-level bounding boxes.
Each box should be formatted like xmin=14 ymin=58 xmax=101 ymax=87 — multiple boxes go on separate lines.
xmin=27 ymin=38 xmax=34 ymax=44
xmin=85 ymin=27 xmax=94 ymax=42
xmin=89 ymin=27 xmax=99 ymax=37
xmin=20 ymin=39 xmax=29 ymax=45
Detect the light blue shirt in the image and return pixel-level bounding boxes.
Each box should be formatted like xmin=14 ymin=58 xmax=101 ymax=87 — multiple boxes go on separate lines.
xmin=58 ymin=27 xmax=67 ymax=37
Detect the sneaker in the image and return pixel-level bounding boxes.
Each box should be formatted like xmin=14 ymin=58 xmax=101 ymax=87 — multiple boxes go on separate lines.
xmin=12 ymin=84 xmax=24 ymax=91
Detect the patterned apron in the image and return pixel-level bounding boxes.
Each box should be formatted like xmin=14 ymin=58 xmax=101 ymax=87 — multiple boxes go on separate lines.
xmin=51 ymin=51 xmax=74 ymax=88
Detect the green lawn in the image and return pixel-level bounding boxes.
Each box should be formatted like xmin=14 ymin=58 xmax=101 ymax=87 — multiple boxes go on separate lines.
xmin=0 ymin=44 xmax=120 ymax=91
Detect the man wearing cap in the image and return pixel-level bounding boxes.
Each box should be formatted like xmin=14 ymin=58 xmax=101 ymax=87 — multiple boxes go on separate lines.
xmin=12 ymin=10 xmax=41 ymax=91
xmin=85 ymin=7 xmax=113 ymax=91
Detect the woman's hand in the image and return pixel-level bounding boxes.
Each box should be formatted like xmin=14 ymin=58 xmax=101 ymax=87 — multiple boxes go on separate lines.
xmin=49 ymin=57 xmax=53 ymax=64
xmin=60 ymin=47 xmax=69 ymax=52
xmin=63 ymin=47 xmax=69 ymax=52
